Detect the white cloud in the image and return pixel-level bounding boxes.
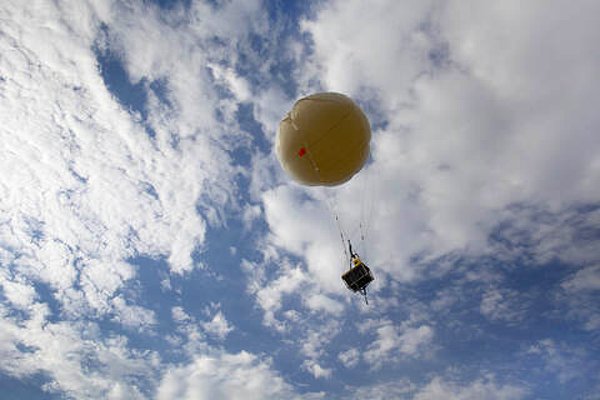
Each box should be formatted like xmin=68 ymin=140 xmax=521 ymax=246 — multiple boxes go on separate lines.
xmin=244 ymin=240 xmax=347 ymax=335
xmin=0 ymin=1 xmax=279 ymax=397
xmin=170 ymin=304 xmax=235 ymax=350
xmin=0 ymin=302 xmax=157 ymax=399
xmin=172 ymin=306 xmax=192 ymax=324
xmin=413 ymin=376 xmax=528 ymax=400
xmin=273 ymin=0 xmax=600 ymax=286
xmin=208 ymin=63 xmax=252 ymax=102
xmin=202 ymin=310 xmax=233 ymax=341
xmin=347 ymin=375 xmax=527 ymax=400
xmin=363 ymin=320 xmax=434 ymax=368
xmin=560 ymin=264 xmax=600 ymax=330
xmin=156 ymin=351 xmax=301 ymax=400
xmin=251 ymin=259 xmax=308 ymax=331
xmin=304 ymin=293 xmax=344 ymax=316
xmin=490 ymin=206 xmax=600 ymax=267
xmin=2 ymin=0 xmax=600 ymax=398
xmin=397 ymin=325 xmax=435 ymax=355
xmin=297 ymin=320 xmax=341 ymax=379
xmin=300 ymin=0 xmax=435 ymax=99
xmin=242 ymin=204 xmax=262 ymax=229
xmin=338 ymin=348 xmax=360 ymax=369
xmin=262 ymin=185 xmax=350 ymax=293
xmin=111 ymin=295 xmax=156 ymax=330
xmin=562 ymin=264 xmax=600 ymax=292
xmin=430 ymin=288 xmax=459 ymax=312
xmin=262 ymin=186 xmax=332 ymax=255
xmin=348 ymin=379 xmax=416 ymax=400
xmin=479 ymin=287 xmax=526 ymax=325
xmin=302 ymin=360 xmax=332 ymax=379
xmin=0 ymin=277 xmax=37 ymax=309
xmin=79 ymin=260 xmax=135 ymax=311
xmin=526 ymin=339 xmax=588 ymax=384
xmin=0 ymin=2 xmax=236 ymax=350
xmin=301 ymin=323 xmax=339 ymax=362
xmin=0 ymin=0 xmax=265 ymax=302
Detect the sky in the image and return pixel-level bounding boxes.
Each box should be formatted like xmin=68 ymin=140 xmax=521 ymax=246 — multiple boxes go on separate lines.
xmin=0 ymin=0 xmax=599 ymax=399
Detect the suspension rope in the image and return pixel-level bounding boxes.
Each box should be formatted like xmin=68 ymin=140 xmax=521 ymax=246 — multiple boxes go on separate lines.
xmin=356 ymin=163 xmax=373 ymax=259
xmin=336 ymin=214 xmax=350 ymax=268
xmin=324 ymin=190 xmax=350 ymax=268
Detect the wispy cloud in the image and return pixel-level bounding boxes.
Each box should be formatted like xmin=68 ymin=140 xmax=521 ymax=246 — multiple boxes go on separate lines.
xmin=413 ymin=375 xmax=528 ymax=400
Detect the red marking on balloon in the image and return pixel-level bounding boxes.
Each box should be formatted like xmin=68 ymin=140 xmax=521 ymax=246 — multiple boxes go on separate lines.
xmin=298 ymin=147 xmax=307 ymax=157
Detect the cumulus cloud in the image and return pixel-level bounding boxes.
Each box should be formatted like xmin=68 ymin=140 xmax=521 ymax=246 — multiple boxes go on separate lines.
xmin=304 ymin=293 xmax=345 ymax=316
xmin=270 ymin=0 xmax=600 ymax=285
xmin=300 ymin=320 xmax=340 ymax=379
xmin=0 ymin=276 xmax=37 ymax=309
xmin=300 ymin=0 xmax=435 ymax=98
xmin=302 ymin=360 xmax=333 ymax=380
xmin=261 ymin=184 xmax=367 ymax=302
xmin=156 ymin=351 xmax=300 ymax=400
xmin=111 ymin=295 xmax=156 ymax=330
xmin=363 ymin=319 xmax=434 ymax=368
xmin=247 ymin=257 xmax=308 ymax=331
xmin=172 ymin=306 xmax=192 ymax=324
xmin=244 ymin=251 xmax=345 ymax=379
xmin=202 ymin=310 xmax=234 ymax=341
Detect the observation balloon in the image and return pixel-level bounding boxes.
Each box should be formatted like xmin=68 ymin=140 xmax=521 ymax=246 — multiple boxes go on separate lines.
xmin=276 ymin=92 xmax=371 ymax=186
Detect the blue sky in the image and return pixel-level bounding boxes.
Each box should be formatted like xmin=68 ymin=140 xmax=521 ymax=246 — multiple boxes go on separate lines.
xmin=1 ymin=0 xmax=599 ymax=399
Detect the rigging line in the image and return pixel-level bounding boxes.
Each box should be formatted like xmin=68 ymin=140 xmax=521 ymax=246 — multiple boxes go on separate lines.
xmin=336 ymin=214 xmax=350 ymax=268
xmin=359 ymin=168 xmax=366 ymax=239
xmin=361 ymin=167 xmax=375 ymax=253
xmin=325 ymin=189 xmax=350 ymax=267
xmin=355 ymin=168 xmax=369 ymax=257
xmin=359 ymin=174 xmax=367 ymax=254
xmin=334 ymin=197 xmax=350 ymax=267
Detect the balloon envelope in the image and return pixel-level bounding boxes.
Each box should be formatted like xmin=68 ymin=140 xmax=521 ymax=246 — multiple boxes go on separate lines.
xmin=276 ymin=92 xmax=371 ymax=186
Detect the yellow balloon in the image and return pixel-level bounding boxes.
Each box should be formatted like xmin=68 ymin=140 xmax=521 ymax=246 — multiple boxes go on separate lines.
xmin=276 ymin=92 xmax=371 ymax=186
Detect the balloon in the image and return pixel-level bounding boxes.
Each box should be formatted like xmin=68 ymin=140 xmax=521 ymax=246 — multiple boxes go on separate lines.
xmin=276 ymin=92 xmax=371 ymax=186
